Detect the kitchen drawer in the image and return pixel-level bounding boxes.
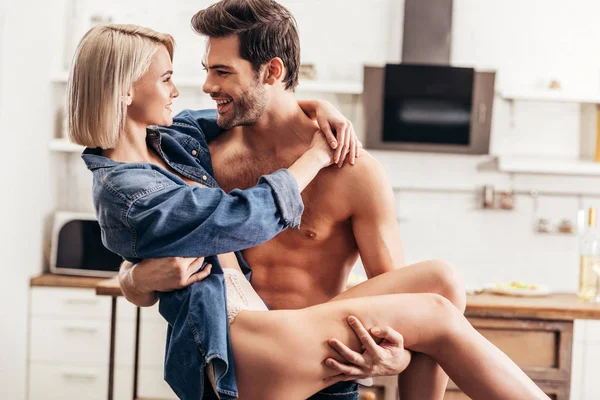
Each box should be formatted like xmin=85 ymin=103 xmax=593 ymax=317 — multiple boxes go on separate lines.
xmin=30 ymin=317 xmax=110 ymax=364
xmin=138 ymin=366 xmax=177 ymax=399
xmin=30 ymin=316 xmax=139 ymax=365
xmin=30 ymin=287 xmax=137 ymax=320
xmin=444 ymin=381 xmax=564 ymax=400
xmin=30 ymin=287 xmax=111 ymax=319
xmin=28 ymin=363 xmax=133 ymax=400
xmin=469 ymin=318 xmax=572 ymax=382
xmin=28 ymin=362 xmax=108 ymax=400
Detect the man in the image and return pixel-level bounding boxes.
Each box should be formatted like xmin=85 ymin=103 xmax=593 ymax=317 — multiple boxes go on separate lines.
xmin=121 ymin=1 xmax=466 ymax=399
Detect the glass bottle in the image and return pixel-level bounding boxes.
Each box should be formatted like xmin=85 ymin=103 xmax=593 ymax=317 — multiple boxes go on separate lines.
xmin=578 ymin=207 xmax=600 ymax=300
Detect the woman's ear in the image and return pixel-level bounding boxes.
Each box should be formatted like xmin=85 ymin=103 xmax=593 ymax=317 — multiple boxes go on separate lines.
xmin=126 ymin=87 xmax=134 ymax=106
xmin=265 ymin=57 xmax=285 ymax=85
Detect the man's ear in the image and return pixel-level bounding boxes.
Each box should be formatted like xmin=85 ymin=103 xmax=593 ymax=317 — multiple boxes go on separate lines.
xmin=264 ymin=57 xmax=285 ymax=85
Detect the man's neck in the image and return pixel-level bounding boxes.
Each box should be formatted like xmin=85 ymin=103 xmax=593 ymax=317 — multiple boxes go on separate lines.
xmin=237 ymin=93 xmax=318 ymax=154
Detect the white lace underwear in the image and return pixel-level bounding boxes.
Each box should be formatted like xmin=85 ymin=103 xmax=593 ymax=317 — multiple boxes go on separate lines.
xmin=223 ymin=268 xmax=268 ymax=325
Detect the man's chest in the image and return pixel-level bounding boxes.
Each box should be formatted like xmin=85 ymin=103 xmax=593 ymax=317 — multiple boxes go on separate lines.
xmin=208 ymin=142 xmax=352 ymax=237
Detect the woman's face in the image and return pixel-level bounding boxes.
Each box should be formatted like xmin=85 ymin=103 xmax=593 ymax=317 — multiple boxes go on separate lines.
xmin=128 ymin=45 xmax=179 ymax=127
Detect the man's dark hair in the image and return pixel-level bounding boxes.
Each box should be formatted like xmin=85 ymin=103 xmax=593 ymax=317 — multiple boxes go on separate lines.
xmin=191 ymin=0 xmax=300 ymax=90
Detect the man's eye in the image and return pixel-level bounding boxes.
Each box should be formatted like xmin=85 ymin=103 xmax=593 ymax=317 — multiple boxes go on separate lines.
xmin=217 ymin=71 xmax=230 ymax=76
xmin=163 ymin=77 xmax=172 ymax=82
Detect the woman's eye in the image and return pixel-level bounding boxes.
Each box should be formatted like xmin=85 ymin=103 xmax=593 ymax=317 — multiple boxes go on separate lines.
xmin=163 ymin=77 xmax=172 ymax=82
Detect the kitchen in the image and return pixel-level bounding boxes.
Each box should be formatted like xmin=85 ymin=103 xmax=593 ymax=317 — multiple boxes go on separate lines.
xmin=2 ymin=0 xmax=600 ymax=399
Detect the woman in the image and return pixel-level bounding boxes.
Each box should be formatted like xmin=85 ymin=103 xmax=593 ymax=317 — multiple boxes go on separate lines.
xmin=70 ymin=24 xmax=548 ymax=400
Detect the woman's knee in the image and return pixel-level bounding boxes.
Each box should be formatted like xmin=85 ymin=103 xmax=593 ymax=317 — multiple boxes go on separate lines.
xmin=423 ymin=260 xmax=466 ymax=312
xmin=412 ymin=293 xmax=465 ymax=351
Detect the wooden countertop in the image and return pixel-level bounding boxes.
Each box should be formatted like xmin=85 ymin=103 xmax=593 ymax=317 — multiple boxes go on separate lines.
xmin=465 ymin=292 xmax=600 ymax=321
xmin=31 ymin=274 xmax=600 ymax=321
xmin=95 ymin=276 xmax=122 ymax=297
xmin=30 ymin=274 xmax=109 ymax=289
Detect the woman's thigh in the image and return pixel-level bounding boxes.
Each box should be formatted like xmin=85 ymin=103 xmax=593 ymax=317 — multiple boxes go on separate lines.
xmin=229 ymin=292 xmax=458 ymax=400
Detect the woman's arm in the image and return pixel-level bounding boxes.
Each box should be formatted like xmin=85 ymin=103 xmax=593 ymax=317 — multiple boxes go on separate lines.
xmin=182 ymin=101 xmax=361 ymax=166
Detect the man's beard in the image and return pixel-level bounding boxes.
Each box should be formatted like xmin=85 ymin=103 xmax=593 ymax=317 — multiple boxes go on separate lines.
xmin=216 ymin=82 xmax=267 ymax=130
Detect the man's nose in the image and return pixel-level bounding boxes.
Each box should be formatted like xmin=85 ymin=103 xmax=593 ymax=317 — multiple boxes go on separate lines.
xmin=202 ymin=75 xmax=219 ymax=95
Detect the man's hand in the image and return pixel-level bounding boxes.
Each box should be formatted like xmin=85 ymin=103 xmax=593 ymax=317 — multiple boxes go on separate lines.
xmin=325 ymin=316 xmax=412 ymax=381
xmin=119 ymin=257 xmax=211 ymax=307
xmin=132 ymin=257 xmax=211 ymax=292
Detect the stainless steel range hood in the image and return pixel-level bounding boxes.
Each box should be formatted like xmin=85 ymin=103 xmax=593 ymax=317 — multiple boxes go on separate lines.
xmin=363 ymin=0 xmax=495 ymax=155
xmin=402 ymin=0 xmax=453 ymax=65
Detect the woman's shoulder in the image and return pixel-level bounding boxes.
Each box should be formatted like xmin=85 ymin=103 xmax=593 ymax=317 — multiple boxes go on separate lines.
xmin=161 ymin=109 xmax=221 ymax=144
xmin=94 ymin=162 xmax=180 ymax=205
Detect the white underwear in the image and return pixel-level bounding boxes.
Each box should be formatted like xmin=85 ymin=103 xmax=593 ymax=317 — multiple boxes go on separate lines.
xmin=223 ymin=268 xmax=268 ymax=325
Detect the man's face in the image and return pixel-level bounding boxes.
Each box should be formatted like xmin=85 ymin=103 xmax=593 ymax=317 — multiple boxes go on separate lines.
xmin=202 ymin=36 xmax=267 ymax=129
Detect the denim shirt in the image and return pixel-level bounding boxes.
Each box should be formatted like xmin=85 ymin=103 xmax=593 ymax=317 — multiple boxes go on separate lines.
xmin=81 ymin=109 xmax=304 ymax=400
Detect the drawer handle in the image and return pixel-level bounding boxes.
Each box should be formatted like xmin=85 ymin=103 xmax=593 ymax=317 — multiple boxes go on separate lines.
xmin=64 ymin=326 xmax=98 ymax=334
xmin=62 ymin=373 xmax=97 ymax=381
xmin=64 ymin=299 xmax=99 ymax=305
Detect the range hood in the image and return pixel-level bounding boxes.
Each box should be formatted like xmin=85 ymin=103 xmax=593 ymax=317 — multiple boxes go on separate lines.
xmin=402 ymin=0 xmax=454 ymax=65
xmin=363 ymin=0 xmax=495 ymax=155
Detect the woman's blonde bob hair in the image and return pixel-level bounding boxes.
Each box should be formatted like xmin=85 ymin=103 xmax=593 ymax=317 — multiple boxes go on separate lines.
xmin=67 ymin=24 xmax=175 ymax=149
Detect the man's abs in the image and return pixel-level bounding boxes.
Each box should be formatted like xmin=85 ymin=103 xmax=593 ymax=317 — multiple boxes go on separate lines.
xmin=245 ymin=224 xmax=360 ymax=310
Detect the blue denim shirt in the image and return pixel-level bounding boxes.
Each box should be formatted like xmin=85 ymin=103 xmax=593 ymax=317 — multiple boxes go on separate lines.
xmin=81 ymin=109 xmax=304 ymax=400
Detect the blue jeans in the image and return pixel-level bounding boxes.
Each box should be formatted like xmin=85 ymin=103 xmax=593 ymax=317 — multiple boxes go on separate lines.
xmin=202 ymin=380 xmax=359 ymax=399
xmin=307 ymin=382 xmax=360 ymax=400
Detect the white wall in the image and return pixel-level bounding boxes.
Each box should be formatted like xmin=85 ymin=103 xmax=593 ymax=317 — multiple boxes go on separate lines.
xmin=0 ymin=1 xmax=62 ymax=399
xmin=4 ymin=0 xmax=600 ymax=399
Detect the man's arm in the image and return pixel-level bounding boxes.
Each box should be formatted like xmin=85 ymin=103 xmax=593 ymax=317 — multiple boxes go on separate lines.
xmin=119 ymin=261 xmax=158 ymax=307
xmin=119 ymin=257 xmax=211 ymax=307
xmin=350 ymin=152 xmax=405 ymax=277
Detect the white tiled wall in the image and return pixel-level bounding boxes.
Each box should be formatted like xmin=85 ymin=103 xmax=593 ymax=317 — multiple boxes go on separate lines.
xmin=43 ymin=1 xmax=600 ymax=399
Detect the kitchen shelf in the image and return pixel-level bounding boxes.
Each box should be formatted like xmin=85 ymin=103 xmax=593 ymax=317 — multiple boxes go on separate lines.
xmin=296 ymin=80 xmax=363 ymax=94
xmin=496 ymin=156 xmax=600 ymax=176
xmin=497 ymin=88 xmax=600 ymax=104
xmin=51 ymin=71 xmax=363 ymax=94
xmin=49 ymin=138 xmax=84 ymax=153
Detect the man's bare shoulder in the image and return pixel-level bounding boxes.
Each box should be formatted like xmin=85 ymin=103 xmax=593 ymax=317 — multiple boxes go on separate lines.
xmin=328 ymin=149 xmax=388 ymax=185
xmin=322 ymin=149 xmax=394 ymax=211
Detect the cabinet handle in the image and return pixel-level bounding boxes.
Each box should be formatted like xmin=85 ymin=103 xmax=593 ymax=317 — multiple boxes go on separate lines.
xmin=64 ymin=298 xmax=99 ymax=305
xmin=478 ymin=103 xmax=487 ymax=124
xmin=62 ymin=372 xmax=97 ymax=381
xmin=64 ymin=326 xmax=98 ymax=334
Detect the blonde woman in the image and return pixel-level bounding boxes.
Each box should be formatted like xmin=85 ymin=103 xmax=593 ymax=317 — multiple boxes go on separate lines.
xmin=70 ymin=24 xmax=548 ymax=400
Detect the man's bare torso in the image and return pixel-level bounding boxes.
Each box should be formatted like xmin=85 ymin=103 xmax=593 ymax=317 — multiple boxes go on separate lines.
xmin=208 ymin=128 xmax=360 ymax=310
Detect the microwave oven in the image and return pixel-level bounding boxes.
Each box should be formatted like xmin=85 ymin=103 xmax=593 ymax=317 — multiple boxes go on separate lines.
xmin=363 ymin=64 xmax=496 ymax=155
xmin=49 ymin=211 xmax=123 ymax=277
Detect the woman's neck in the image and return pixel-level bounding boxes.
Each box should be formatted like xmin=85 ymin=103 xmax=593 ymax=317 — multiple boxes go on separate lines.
xmin=102 ymin=120 xmax=154 ymax=163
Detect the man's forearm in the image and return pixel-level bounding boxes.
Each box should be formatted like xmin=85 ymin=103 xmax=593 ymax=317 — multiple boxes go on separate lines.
xmin=119 ymin=261 xmax=159 ymax=307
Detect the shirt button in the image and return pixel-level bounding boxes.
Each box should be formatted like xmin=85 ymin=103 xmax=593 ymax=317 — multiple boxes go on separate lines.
xmin=191 ymin=149 xmax=198 ymax=156
xmin=202 ymin=175 xmax=208 ymax=181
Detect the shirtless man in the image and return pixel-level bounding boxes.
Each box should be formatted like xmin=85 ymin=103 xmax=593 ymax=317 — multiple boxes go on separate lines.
xmin=121 ymin=1 xmax=466 ymax=399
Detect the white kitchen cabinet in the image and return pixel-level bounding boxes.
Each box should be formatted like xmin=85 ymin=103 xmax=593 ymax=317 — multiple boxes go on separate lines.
xmin=28 ymin=282 xmax=177 ymax=400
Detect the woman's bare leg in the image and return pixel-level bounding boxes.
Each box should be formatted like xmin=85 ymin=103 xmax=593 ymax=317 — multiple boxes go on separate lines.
xmin=229 ymin=293 xmax=548 ymax=400
xmin=331 ymin=259 xmax=466 ymax=400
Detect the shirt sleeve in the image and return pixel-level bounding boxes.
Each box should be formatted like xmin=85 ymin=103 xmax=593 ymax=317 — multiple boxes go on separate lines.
xmin=125 ymin=169 xmax=303 ymax=259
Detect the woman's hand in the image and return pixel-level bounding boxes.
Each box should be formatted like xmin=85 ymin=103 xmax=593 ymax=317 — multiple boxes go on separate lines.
xmin=324 ymin=316 xmax=412 ymax=381
xmin=308 ymin=131 xmax=336 ymax=168
xmin=299 ymin=100 xmax=363 ymax=167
